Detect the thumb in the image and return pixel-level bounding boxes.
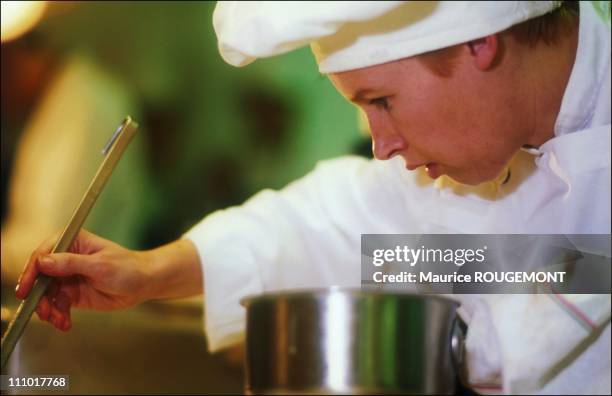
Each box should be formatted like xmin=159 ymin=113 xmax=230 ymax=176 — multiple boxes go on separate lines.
xmin=38 ymin=253 xmax=95 ymax=277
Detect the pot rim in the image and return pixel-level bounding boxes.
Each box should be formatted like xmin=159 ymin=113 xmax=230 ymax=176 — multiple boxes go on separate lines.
xmin=240 ymin=286 xmax=460 ymax=307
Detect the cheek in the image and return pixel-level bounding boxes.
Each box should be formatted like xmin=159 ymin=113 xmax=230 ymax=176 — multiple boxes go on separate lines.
xmin=393 ymin=97 xmax=518 ymax=175
xmin=391 ymin=95 xmax=468 ymax=159
xmin=388 ymin=66 xmax=521 ymax=169
xmin=393 ymin=103 xmax=524 ymax=183
xmin=390 ymin=75 xmax=468 ymax=150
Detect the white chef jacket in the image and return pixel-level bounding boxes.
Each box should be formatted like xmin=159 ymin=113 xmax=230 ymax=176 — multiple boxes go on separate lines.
xmin=185 ymin=3 xmax=611 ymax=394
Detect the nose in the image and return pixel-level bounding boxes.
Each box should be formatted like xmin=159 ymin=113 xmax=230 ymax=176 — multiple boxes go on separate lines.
xmin=367 ymin=114 xmax=406 ymax=160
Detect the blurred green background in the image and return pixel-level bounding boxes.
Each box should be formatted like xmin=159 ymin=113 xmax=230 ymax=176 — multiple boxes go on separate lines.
xmin=1 ymin=1 xmax=366 ymax=254
xmin=0 ymin=2 xmax=367 ymax=393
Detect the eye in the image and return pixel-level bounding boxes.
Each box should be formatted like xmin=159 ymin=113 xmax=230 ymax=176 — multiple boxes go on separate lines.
xmin=369 ymin=97 xmax=390 ymax=110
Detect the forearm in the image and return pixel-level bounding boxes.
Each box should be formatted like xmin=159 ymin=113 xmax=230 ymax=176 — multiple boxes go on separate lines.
xmin=141 ymin=238 xmax=203 ymax=301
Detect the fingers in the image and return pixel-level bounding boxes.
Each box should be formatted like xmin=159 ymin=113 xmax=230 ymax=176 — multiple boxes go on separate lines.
xmin=36 ymin=295 xmax=52 ymax=321
xmin=38 ymin=298 xmax=72 ymax=331
xmin=35 ymin=281 xmax=74 ymax=332
xmin=16 ymin=237 xmax=57 ymax=299
xmin=36 ymin=252 xmax=96 ymax=278
xmin=53 ymin=292 xmax=73 ymax=331
xmin=16 ymin=229 xmax=105 ymax=299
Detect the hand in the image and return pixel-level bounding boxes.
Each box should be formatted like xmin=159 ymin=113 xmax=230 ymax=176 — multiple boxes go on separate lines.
xmin=15 ymin=229 xmax=153 ymax=332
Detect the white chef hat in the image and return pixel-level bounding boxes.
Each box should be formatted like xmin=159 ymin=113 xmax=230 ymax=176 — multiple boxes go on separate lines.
xmin=213 ymin=1 xmax=561 ymax=73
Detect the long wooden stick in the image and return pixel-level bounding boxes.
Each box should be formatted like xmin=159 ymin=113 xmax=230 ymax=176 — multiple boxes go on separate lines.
xmin=1 ymin=117 xmax=138 ymax=369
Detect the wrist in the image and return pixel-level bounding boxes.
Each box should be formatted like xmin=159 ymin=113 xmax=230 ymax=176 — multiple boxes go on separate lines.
xmin=135 ymin=239 xmax=203 ymax=302
xmin=135 ymin=249 xmax=161 ymax=303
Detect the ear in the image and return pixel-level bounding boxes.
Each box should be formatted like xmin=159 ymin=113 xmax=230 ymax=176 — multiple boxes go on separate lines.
xmin=467 ymin=35 xmax=498 ymax=70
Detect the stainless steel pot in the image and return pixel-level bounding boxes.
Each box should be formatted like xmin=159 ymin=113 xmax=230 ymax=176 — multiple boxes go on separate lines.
xmin=241 ymin=288 xmax=463 ymax=395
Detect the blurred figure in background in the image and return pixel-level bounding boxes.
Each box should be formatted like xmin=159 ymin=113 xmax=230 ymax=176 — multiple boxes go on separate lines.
xmin=2 ymin=1 xmax=360 ymax=281
xmin=2 ymin=2 xmax=360 ymax=394
xmin=1 ymin=54 xmax=149 ymax=282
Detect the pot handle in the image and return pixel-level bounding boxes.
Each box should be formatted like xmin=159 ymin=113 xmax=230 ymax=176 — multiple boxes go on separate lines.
xmin=451 ymin=317 xmax=469 ymax=387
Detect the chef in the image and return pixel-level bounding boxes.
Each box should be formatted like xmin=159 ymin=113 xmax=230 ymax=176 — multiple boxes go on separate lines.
xmin=16 ymin=1 xmax=611 ymax=394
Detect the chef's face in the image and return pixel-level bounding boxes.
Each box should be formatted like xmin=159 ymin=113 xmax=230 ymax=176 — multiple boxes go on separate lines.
xmin=328 ymin=42 xmax=531 ymax=185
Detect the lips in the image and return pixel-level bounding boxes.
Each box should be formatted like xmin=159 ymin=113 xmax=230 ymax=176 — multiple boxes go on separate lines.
xmin=425 ymin=163 xmax=441 ymax=179
xmin=405 ymin=163 xmax=424 ymax=171
xmin=405 ymin=161 xmax=442 ymax=179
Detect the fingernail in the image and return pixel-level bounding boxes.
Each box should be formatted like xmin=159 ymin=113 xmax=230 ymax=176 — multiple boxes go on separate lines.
xmin=39 ymin=256 xmax=54 ymax=268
